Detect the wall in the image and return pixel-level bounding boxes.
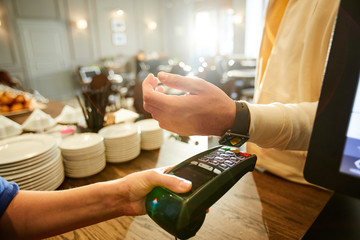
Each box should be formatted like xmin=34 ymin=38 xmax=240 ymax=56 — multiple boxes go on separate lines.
xmin=0 ymin=0 xmax=249 ymax=99
xmin=162 ymin=0 xmax=194 ymax=64
xmin=0 ymin=0 xmax=167 ymax=96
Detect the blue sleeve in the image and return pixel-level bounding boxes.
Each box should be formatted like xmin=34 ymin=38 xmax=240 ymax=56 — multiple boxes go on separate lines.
xmin=0 ymin=176 xmax=19 ymax=217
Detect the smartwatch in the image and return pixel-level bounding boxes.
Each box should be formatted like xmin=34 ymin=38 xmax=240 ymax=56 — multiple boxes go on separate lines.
xmin=219 ymin=101 xmax=250 ymax=147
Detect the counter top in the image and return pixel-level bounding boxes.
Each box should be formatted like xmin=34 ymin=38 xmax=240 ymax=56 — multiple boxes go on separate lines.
xmin=46 ymin=139 xmax=332 ymax=240
xmin=6 ymin=101 xmax=332 ymax=239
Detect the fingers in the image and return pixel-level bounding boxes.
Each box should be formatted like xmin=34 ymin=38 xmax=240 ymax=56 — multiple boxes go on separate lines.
xmin=142 ymin=74 xmax=170 ymax=112
xmin=157 ymin=72 xmax=205 ymax=94
xmin=143 ymin=73 xmax=158 ymax=90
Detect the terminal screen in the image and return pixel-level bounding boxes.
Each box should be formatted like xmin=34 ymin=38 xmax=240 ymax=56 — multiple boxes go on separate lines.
xmin=340 ymin=75 xmax=360 ymax=178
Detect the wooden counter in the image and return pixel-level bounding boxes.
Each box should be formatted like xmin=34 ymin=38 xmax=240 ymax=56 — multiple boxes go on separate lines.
xmin=46 ymin=139 xmax=332 ymax=240
xmin=5 ymin=101 xmax=332 ymax=239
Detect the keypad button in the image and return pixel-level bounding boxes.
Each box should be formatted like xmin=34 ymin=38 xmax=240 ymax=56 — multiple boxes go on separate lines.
xmin=209 ymin=160 xmax=219 ymax=166
xmin=237 ymin=156 xmax=245 ymax=161
xmin=214 ymin=156 xmax=224 ymax=162
xmin=213 ymin=168 xmax=222 ymax=175
xmin=225 ymin=160 xmax=235 ymax=166
xmin=230 ymin=149 xmax=240 ymax=154
xmin=219 ymin=163 xmax=229 ymax=170
xmin=221 ymin=147 xmax=231 ymax=152
xmin=225 ymin=151 xmax=236 ymax=156
xmin=239 ymin=152 xmax=250 ymax=157
xmin=220 ymin=154 xmax=230 ymax=159
xmin=198 ymin=163 xmax=213 ymax=171
xmin=205 ymin=155 xmax=215 ymax=160
xmin=230 ymin=157 xmax=239 ymax=162
xmin=199 ymin=157 xmax=208 ymax=162
xmin=190 ymin=161 xmax=198 ymax=165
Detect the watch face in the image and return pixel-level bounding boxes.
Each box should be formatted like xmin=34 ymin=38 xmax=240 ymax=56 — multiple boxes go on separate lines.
xmin=230 ymin=137 xmax=243 ymax=146
xmin=219 ymin=133 xmax=249 ymax=147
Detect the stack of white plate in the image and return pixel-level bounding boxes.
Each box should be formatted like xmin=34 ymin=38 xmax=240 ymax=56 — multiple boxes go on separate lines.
xmin=59 ymin=133 xmax=106 ymax=178
xmin=98 ymin=123 xmax=141 ymax=163
xmin=135 ymin=119 xmax=164 ymax=150
xmin=0 ymin=134 xmax=64 ymax=190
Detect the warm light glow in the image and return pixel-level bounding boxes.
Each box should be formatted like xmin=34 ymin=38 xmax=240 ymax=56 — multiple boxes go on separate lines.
xmin=183 ymin=65 xmax=192 ymax=72
xmin=116 ymin=9 xmax=124 ymax=16
xmin=147 ymin=21 xmax=157 ymax=30
xmin=0 ymin=20 xmax=2 ymax=27
xmin=179 ymin=62 xmax=185 ymax=68
xmin=233 ymin=13 xmax=243 ymax=24
xmin=228 ymin=59 xmax=235 ymax=67
xmin=76 ymin=19 xmax=88 ymax=30
xmin=194 ymin=11 xmax=218 ymax=56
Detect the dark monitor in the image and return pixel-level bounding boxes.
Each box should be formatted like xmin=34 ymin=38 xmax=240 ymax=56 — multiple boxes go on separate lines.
xmin=303 ymin=0 xmax=360 ymax=238
xmin=304 ymin=0 xmax=360 ymax=199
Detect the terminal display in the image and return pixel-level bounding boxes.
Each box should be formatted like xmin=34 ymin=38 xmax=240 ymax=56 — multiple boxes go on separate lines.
xmin=340 ymin=77 xmax=360 ymax=178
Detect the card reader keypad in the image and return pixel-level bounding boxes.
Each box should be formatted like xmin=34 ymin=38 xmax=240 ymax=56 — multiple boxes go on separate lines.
xmin=193 ymin=147 xmax=252 ymax=175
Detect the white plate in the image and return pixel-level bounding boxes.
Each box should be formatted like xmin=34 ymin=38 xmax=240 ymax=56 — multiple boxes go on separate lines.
xmin=135 ymin=119 xmax=161 ymax=132
xmin=59 ymin=133 xmax=103 ymax=151
xmin=141 ymin=145 xmax=162 ymax=150
xmin=65 ymin=161 xmax=105 ymax=178
xmin=63 ymin=148 xmax=105 ymax=161
xmin=106 ymin=148 xmax=140 ymax=160
xmin=104 ymin=142 xmax=140 ymax=149
xmin=60 ymin=143 xmax=105 ymax=157
xmin=106 ymin=152 xmax=140 ymax=163
xmin=105 ymin=147 xmax=140 ymax=155
xmin=0 ymin=148 xmax=58 ymax=176
xmin=25 ymin=165 xmax=64 ymax=191
xmin=0 ymin=134 xmax=57 ymax=164
xmin=16 ymin=155 xmax=63 ymax=188
xmin=0 ymin=145 xmax=58 ymax=171
xmin=103 ymin=134 xmax=140 ymax=144
xmin=5 ymin=150 xmax=62 ymax=182
xmin=65 ymin=159 xmax=105 ymax=172
xmin=98 ymin=123 xmax=139 ymax=139
xmin=140 ymin=130 xmax=163 ymax=137
xmin=63 ymin=154 xmax=106 ymax=168
xmin=33 ymin=170 xmax=64 ymax=191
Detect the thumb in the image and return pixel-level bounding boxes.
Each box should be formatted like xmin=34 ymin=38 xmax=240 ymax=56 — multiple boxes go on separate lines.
xmin=152 ymin=170 xmax=192 ymax=193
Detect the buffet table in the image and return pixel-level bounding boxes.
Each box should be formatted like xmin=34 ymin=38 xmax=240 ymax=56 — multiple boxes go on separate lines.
xmin=7 ymin=101 xmax=332 ymax=239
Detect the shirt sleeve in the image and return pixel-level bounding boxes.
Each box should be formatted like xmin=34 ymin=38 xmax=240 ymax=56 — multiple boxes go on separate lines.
xmin=0 ymin=176 xmax=19 ymax=217
xmin=247 ymin=101 xmax=318 ymax=151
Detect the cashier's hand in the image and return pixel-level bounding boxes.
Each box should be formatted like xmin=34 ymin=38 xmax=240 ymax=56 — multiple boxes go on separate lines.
xmin=114 ymin=167 xmax=192 ymax=216
xmin=142 ymin=72 xmax=236 ymax=136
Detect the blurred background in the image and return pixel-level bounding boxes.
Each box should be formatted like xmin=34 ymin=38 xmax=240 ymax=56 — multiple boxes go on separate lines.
xmin=0 ymin=0 xmax=267 ymax=116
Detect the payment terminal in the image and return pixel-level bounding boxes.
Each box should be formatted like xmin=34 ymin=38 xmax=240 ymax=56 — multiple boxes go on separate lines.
xmin=145 ymin=145 xmax=257 ymax=239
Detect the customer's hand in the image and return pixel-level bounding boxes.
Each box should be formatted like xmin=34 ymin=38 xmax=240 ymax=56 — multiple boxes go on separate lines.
xmin=142 ymin=72 xmax=236 ymax=136
xmin=0 ymin=166 xmax=192 ymax=240
xmin=113 ymin=167 xmax=192 ymax=216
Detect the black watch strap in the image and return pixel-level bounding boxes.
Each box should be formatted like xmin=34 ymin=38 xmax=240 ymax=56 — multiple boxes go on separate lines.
xmin=219 ymin=101 xmax=250 ymax=147
xmin=231 ymin=101 xmax=250 ymax=135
